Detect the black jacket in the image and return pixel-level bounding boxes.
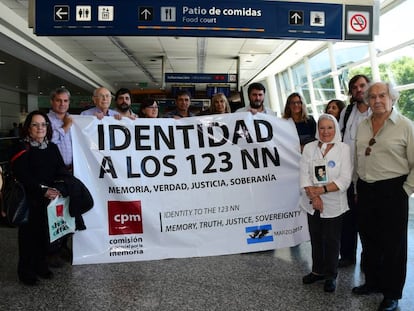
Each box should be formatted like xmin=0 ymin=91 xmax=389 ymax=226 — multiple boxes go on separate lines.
xmin=54 ymin=174 xmax=94 ymax=230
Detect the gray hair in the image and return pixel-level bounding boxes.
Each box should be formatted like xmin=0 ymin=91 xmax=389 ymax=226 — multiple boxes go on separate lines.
xmin=365 ymin=82 xmax=400 ymax=105
xmin=50 ymin=87 xmax=71 ymax=100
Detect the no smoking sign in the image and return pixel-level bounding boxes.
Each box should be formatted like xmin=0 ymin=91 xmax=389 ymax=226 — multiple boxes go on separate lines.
xmin=347 ymin=11 xmax=369 ymax=35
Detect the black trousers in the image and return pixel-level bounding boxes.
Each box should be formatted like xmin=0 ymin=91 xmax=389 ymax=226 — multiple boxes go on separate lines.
xmin=307 ymin=211 xmax=343 ymax=279
xmin=340 ymin=183 xmax=358 ymax=261
xmin=357 ymin=176 xmax=408 ymax=300
xmin=17 ymin=202 xmax=49 ymax=279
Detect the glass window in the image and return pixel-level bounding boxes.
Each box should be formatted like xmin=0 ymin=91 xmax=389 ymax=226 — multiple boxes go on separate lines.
xmin=276 ymin=70 xmax=295 ymax=112
xmin=313 ymin=76 xmax=336 ymax=103
xmin=292 ymin=62 xmax=307 ymax=87
xmin=376 ymin=0 xmax=413 ymax=51
xmin=378 ymin=53 xmax=414 ymax=86
xmin=309 ymin=49 xmax=330 ymax=80
xmin=298 ymin=85 xmax=311 ymax=108
xmin=397 ymin=89 xmax=414 ymax=121
xmin=333 ymin=42 xmax=369 ymax=70
xmin=345 ymin=60 xmax=372 ymax=88
xmin=375 ymin=0 xmax=414 ymax=120
xmin=280 ymin=71 xmax=291 ymax=94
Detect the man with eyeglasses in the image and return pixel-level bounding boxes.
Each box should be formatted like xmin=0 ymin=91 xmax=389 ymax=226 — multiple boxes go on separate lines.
xmin=114 ymin=88 xmax=137 ymax=119
xmin=337 ymin=74 xmax=371 ymax=269
xmin=352 ymin=82 xmax=414 ymax=311
xmin=81 ymin=87 xmax=118 ymax=119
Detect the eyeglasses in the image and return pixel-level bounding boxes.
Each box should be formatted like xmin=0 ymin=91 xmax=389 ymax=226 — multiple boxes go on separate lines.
xmin=30 ymin=122 xmax=49 ymax=128
xmin=290 ymin=101 xmax=302 ymax=105
xmin=94 ymin=94 xmax=112 ymax=99
xmin=365 ymin=138 xmax=376 ymax=156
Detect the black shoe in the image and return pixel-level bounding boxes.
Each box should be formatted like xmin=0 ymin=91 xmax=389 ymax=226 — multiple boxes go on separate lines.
xmin=338 ymin=258 xmax=355 ymax=268
xmin=324 ymin=279 xmax=336 ymax=292
xmin=19 ymin=275 xmax=38 ymax=286
xmin=377 ymin=298 xmax=398 ymax=311
xmin=302 ymin=272 xmax=325 ymax=284
xmin=352 ymin=284 xmax=381 ymax=295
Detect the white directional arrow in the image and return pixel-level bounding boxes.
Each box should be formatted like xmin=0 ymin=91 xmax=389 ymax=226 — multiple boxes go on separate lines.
xmin=291 ymin=12 xmax=302 ymax=24
xmin=56 ymin=8 xmax=68 ymax=20
xmin=141 ymin=9 xmax=152 ymax=20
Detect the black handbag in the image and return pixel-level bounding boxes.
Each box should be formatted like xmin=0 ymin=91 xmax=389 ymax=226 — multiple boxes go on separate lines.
xmin=3 ymin=177 xmax=29 ymax=225
xmin=3 ymin=148 xmax=30 ymax=226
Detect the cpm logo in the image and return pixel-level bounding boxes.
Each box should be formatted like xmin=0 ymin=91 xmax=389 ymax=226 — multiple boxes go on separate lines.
xmin=108 ymin=201 xmax=143 ymax=235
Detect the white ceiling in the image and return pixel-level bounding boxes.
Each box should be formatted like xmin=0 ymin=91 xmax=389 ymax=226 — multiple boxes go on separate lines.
xmin=0 ymin=0 xmax=304 ymax=95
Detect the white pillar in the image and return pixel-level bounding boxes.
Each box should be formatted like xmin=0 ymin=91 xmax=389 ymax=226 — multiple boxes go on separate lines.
xmin=368 ymin=41 xmax=381 ymax=82
xmin=328 ymin=43 xmax=342 ymax=99
xmin=266 ymin=75 xmax=280 ymax=116
xmin=304 ymin=57 xmax=318 ymax=117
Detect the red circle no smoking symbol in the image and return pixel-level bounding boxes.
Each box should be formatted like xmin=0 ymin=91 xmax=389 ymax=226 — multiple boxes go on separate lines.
xmin=350 ymin=14 xmax=367 ymax=32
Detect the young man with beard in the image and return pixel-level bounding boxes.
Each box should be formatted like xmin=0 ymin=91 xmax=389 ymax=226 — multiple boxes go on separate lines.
xmin=338 ymin=74 xmax=371 ymax=268
xmin=114 ymin=88 xmax=137 ymax=119
xmin=236 ymin=82 xmax=276 ymax=116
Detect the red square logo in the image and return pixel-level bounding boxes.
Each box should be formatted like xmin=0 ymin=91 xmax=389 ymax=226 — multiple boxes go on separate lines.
xmin=56 ymin=204 xmax=64 ymax=217
xmin=108 ymin=201 xmax=143 ymax=235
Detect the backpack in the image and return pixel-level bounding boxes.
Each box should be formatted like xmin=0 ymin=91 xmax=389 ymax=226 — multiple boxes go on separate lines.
xmin=341 ymin=103 xmax=354 ymax=140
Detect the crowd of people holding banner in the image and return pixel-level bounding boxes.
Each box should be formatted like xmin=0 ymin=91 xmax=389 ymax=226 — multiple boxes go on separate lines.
xmin=4 ymin=76 xmax=414 ymax=311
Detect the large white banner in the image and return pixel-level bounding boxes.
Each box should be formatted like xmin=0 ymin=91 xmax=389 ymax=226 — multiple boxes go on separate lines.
xmin=71 ymin=112 xmax=309 ymax=264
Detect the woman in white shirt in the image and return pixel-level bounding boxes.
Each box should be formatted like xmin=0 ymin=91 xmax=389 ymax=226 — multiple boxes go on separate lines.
xmin=299 ymin=113 xmax=352 ymax=293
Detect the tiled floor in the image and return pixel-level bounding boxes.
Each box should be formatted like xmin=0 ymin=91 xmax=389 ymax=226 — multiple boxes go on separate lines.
xmin=1 ymin=203 xmax=413 ymax=311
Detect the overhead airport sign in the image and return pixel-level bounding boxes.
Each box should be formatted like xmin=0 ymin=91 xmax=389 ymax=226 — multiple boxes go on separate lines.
xmin=165 ymin=73 xmax=237 ymax=83
xmin=35 ymin=1 xmax=336 ymax=40
xmin=35 ymin=1 xmax=373 ymax=41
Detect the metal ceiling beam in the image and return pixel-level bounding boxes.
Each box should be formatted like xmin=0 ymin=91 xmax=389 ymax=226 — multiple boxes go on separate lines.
xmin=108 ymin=36 xmax=158 ymax=84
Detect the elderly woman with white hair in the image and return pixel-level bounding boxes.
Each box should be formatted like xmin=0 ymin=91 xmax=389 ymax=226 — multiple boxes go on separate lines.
xmin=299 ymin=113 xmax=352 ymax=293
